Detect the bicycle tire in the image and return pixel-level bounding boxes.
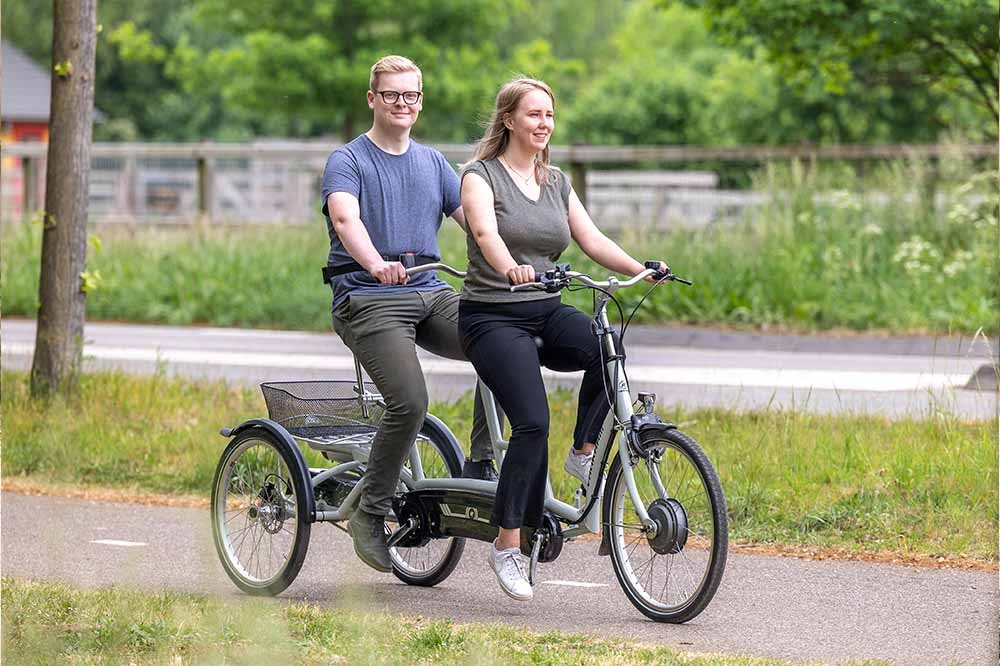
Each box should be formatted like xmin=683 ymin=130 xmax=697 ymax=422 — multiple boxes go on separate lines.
xmin=211 ymin=426 xmax=311 ymax=596
xmin=603 ymin=428 xmax=727 ymax=623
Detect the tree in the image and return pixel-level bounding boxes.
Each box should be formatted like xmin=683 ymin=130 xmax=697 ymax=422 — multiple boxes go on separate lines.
xmin=180 ymin=0 xmax=517 ymax=142
xmin=671 ymin=0 xmax=999 ymax=131
xmin=568 ymin=1 xmax=991 ymax=147
xmin=30 ymin=0 xmax=99 ymax=398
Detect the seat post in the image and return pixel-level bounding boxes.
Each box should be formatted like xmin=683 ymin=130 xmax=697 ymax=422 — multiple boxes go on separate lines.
xmin=354 ymin=355 xmax=369 ymax=419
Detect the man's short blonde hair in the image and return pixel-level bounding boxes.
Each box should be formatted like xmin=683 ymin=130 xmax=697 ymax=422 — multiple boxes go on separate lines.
xmin=369 ymin=55 xmax=423 ymax=91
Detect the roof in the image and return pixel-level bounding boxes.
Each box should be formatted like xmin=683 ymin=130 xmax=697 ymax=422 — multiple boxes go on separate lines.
xmin=2 ymin=42 xmax=52 ymax=122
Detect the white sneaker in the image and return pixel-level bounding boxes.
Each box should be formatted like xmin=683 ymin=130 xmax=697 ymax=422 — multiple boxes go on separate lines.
xmin=489 ymin=541 xmax=533 ymax=601
xmin=563 ymin=447 xmax=594 ymax=485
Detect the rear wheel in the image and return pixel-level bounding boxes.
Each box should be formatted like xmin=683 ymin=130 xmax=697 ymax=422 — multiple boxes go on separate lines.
xmin=604 ymin=428 xmax=727 ymax=623
xmin=387 ymin=420 xmax=466 ymax=586
xmin=211 ymin=427 xmax=311 ymax=596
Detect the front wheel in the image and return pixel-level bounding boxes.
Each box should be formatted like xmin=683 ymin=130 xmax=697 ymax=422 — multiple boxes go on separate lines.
xmin=211 ymin=427 xmax=311 ymax=596
xmin=604 ymin=428 xmax=727 ymax=623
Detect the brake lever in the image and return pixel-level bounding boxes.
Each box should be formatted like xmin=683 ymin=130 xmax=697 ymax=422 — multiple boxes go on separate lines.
xmin=644 ymin=260 xmax=692 ymax=286
xmin=537 ymin=274 xmax=569 ymax=293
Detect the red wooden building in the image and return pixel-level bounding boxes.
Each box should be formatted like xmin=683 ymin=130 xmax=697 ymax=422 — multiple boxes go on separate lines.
xmin=2 ymin=42 xmax=52 ymax=220
xmin=2 ymin=42 xmax=51 ymax=143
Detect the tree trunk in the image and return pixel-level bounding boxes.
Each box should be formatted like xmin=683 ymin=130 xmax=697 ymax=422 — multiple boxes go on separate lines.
xmin=30 ymin=0 xmax=98 ymax=399
xmin=337 ymin=0 xmax=357 ymax=143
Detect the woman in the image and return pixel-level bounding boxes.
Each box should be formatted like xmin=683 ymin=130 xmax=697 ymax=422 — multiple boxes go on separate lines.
xmin=458 ymin=77 xmax=669 ymax=601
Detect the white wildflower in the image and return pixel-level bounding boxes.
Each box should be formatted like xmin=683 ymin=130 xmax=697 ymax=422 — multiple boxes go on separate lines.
xmin=822 ymin=246 xmax=844 ymax=267
xmin=892 ymin=235 xmax=941 ymax=276
xmin=945 ymin=203 xmax=974 ymax=226
xmin=943 ymin=249 xmax=974 ymax=277
xmin=828 ymin=189 xmax=862 ymax=212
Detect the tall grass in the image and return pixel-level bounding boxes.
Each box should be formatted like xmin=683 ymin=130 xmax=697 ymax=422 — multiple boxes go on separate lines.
xmin=2 ymin=157 xmax=996 ymax=333
xmin=3 ymin=371 xmax=996 ymax=560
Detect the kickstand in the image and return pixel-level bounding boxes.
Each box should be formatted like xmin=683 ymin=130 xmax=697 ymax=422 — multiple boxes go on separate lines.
xmin=528 ymin=530 xmax=545 ymax=586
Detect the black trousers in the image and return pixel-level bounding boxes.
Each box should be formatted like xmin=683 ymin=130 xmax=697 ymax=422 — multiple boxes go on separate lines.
xmin=459 ymin=297 xmax=611 ymax=529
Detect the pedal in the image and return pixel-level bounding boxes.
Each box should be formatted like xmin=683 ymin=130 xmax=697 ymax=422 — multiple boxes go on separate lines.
xmin=386 ymin=517 xmax=417 ymax=548
xmin=598 ymin=530 xmax=611 ymax=556
xmin=528 ymin=531 xmax=545 ymax=586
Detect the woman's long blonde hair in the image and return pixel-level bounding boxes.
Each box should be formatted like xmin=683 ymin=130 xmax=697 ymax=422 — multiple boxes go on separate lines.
xmin=469 ymin=77 xmax=556 ymax=183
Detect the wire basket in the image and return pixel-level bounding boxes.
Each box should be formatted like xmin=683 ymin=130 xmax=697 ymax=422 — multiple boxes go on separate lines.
xmin=260 ymin=380 xmax=384 ymax=438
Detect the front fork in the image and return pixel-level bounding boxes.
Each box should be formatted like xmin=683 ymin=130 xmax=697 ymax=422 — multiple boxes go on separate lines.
xmin=617 ymin=431 xmax=656 ymax=531
xmin=595 ymin=298 xmax=660 ymax=533
xmin=610 ymin=369 xmax=658 ymax=532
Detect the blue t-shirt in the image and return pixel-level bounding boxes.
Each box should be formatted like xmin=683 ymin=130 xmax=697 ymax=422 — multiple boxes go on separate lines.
xmin=321 ymin=134 xmax=461 ymax=310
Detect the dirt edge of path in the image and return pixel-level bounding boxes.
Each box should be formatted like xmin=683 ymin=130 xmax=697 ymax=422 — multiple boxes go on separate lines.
xmin=4 ymin=477 xmax=996 ymax=573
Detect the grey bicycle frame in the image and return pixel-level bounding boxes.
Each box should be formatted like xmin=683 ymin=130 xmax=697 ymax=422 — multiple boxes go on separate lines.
xmin=312 ymin=264 xmax=659 ymax=534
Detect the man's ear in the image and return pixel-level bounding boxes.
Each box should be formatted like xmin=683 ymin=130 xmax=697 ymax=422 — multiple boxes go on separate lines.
xmin=367 ymin=90 xmax=376 ymax=110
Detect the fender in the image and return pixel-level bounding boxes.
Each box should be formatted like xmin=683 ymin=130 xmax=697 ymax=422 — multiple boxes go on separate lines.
xmin=220 ymin=418 xmax=317 ymax=523
xmin=422 ymin=412 xmax=465 ymax=468
xmin=637 ymin=421 xmax=677 ymax=438
xmin=629 ymin=417 xmax=677 ymax=455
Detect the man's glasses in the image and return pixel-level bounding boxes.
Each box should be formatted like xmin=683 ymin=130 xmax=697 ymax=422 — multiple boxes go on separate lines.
xmin=375 ymin=90 xmax=422 ymax=105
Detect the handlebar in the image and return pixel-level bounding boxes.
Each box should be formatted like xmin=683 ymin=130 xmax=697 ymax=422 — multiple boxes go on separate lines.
xmin=509 ymin=264 xmax=692 ymax=293
xmin=406 ymin=262 xmax=466 ymax=278
xmin=400 ymin=261 xmax=691 ymax=294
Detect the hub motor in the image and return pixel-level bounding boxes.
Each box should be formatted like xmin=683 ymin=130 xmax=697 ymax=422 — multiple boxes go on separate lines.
xmin=645 ymin=498 xmax=688 ymax=555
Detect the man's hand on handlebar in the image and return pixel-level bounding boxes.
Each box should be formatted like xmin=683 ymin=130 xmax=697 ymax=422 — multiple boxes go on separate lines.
xmin=368 ymin=260 xmax=409 ymax=285
xmin=506 ymin=264 xmax=536 ymax=285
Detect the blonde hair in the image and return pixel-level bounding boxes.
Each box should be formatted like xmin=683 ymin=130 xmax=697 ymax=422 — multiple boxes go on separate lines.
xmin=470 ymin=77 xmax=555 ymax=183
xmin=369 ymin=55 xmax=423 ymax=91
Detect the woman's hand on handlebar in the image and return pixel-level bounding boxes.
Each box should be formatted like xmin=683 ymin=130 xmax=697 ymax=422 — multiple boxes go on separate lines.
xmin=369 ymin=260 xmax=409 ymax=285
xmin=645 ymin=260 xmax=670 ymax=283
xmin=506 ymin=264 xmax=536 ymax=285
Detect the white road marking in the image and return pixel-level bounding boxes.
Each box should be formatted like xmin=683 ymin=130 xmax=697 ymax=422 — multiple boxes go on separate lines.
xmin=91 ymin=539 xmax=147 ymax=547
xmin=541 ymin=580 xmax=608 ymax=588
xmin=1 ymin=342 xmax=970 ymax=392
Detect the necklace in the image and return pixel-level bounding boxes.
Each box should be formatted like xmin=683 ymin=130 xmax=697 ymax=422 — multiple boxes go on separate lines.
xmin=500 ymin=156 xmax=534 ymax=186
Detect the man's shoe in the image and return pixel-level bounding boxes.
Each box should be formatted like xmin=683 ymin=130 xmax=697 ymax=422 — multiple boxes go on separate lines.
xmin=488 ymin=540 xmax=533 ymax=601
xmin=563 ymin=447 xmax=594 ymax=485
xmin=347 ymin=509 xmax=392 ymax=572
xmin=461 ymin=458 xmax=499 ymax=482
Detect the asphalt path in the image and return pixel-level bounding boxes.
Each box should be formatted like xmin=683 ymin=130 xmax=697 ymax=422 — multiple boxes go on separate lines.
xmin=2 ymin=319 xmax=996 ymax=419
xmin=3 ymin=492 xmax=996 ymax=665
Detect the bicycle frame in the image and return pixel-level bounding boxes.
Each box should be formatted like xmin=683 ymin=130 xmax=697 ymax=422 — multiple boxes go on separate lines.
xmin=308 ymin=266 xmax=662 ymax=540
xmin=215 ymin=262 xmax=725 ymax=619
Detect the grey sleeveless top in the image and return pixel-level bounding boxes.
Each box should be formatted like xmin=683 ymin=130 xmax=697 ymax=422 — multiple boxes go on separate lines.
xmin=459 ymin=158 xmax=572 ymax=302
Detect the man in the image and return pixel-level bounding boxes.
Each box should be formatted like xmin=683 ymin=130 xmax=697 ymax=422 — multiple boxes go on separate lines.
xmin=322 ymin=55 xmax=499 ymax=572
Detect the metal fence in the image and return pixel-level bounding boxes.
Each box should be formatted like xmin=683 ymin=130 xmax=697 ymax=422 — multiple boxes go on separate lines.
xmin=2 ymin=141 xmax=995 ymax=229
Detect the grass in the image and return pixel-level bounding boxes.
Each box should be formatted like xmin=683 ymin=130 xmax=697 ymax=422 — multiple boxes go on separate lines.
xmin=3 ymin=370 xmax=996 ymax=561
xmin=2 ymin=159 xmax=996 ymax=334
xmin=2 ymin=578 xmax=817 ymax=666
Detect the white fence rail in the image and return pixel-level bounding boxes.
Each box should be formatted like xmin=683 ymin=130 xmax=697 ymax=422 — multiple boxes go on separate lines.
xmin=2 ymin=141 xmax=995 ymax=229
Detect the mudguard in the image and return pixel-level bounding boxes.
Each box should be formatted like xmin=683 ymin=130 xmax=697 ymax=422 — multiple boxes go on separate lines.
xmin=220 ymin=418 xmax=317 ymax=523
xmin=421 ymin=412 xmax=465 ymax=467
xmin=629 ymin=417 xmax=677 ymax=455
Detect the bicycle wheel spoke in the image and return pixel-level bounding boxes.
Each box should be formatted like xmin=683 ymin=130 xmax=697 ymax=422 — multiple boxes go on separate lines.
xmin=664 ymin=553 xmax=675 ymax=601
xmin=224 ymin=509 xmax=250 ymax=527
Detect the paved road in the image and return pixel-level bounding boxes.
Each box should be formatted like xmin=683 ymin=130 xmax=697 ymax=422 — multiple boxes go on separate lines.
xmin=2 ymin=319 xmax=996 ymax=419
xmin=2 ymin=492 xmax=996 ymax=665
